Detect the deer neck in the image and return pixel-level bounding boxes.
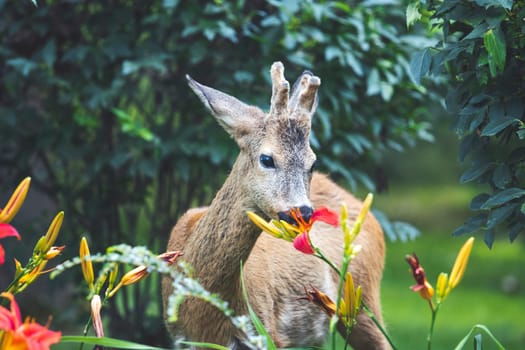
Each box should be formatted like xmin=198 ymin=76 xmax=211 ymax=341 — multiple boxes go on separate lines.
xmin=184 ymin=156 xmax=261 ymax=304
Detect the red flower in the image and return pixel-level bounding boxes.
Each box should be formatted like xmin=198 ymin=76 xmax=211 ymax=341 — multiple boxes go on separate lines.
xmin=0 ymin=223 xmax=21 ymax=265
xmin=293 ymin=232 xmax=315 ymax=254
xmin=406 ymin=253 xmax=434 ymax=301
xmin=290 ymin=207 xmax=339 ymax=254
xmin=0 ymin=292 xmax=61 ymax=350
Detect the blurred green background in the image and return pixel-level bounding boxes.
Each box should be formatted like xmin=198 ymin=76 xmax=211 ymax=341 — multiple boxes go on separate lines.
xmin=0 ymin=1 xmax=523 ymax=349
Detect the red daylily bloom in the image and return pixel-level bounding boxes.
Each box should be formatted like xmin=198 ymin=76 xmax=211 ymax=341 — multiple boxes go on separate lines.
xmin=293 ymin=233 xmax=315 ymax=254
xmin=0 ymin=292 xmax=61 ymax=350
xmin=0 ymin=222 xmax=21 ymax=265
xmin=289 ymin=207 xmax=339 ymax=254
xmin=406 ymin=253 xmax=435 ymax=301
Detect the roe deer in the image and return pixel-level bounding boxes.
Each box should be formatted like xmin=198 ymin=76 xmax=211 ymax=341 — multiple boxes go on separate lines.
xmin=162 ymin=62 xmax=388 ymax=349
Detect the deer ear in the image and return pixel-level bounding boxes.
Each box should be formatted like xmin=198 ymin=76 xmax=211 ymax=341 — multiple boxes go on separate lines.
xmin=186 ymin=75 xmax=260 ymax=140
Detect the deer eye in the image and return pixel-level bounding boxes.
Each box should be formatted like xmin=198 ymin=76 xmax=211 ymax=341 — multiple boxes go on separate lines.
xmin=259 ymin=154 xmax=275 ymax=169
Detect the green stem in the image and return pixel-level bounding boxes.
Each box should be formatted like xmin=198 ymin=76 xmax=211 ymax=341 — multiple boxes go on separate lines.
xmin=314 ymin=248 xmax=341 ymax=275
xmin=427 ymin=302 xmax=440 ymax=350
xmin=332 ymin=255 xmax=350 ymax=350
xmin=362 ymin=302 xmax=398 ymax=350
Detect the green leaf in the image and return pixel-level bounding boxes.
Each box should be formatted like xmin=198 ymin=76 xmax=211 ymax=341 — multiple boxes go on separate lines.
xmin=492 ymin=164 xmax=512 ymax=189
xmin=483 ymin=27 xmax=506 ymax=77
xmin=481 ymin=188 xmax=525 ymax=209
xmin=474 ymin=0 xmax=513 ymax=10
xmin=487 ymin=202 xmax=518 ymax=229
xmin=453 ymin=215 xmax=486 ymax=236
xmin=60 ymin=336 xmax=169 ymax=349
xmin=7 ymin=58 xmax=37 ymax=76
xmin=240 ymin=263 xmax=277 ymax=350
xmin=366 ymin=68 xmax=381 ymax=96
xmin=460 ymin=161 xmax=492 ymax=183
xmin=454 ymin=324 xmax=505 ymax=350
xmin=480 ymin=117 xmax=518 ymax=136
xmin=179 ymin=341 xmax=229 ymax=350
xmin=409 ymin=48 xmax=431 ymax=85
xmin=470 ymin=193 xmax=490 ymax=210
xmin=406 ymin=2 xmax=421 ymax=29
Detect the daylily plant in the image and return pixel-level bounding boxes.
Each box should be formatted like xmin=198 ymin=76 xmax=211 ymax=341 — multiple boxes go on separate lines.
xmin=0 ymin=292 xmax=61 ymax=350
xmin=407 ymin=237 xmax=475 ymax=350
xmin=303 ymin=271 xmax=362 ymax=334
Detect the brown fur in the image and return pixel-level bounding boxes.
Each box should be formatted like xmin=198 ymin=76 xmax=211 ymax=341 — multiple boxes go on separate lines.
xmin=161 ymin=63 xmax=388 ymax=349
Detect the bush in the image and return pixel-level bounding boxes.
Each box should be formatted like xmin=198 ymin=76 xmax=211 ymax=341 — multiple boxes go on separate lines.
xmin=409 ymin=0 xmax=525 ymax=247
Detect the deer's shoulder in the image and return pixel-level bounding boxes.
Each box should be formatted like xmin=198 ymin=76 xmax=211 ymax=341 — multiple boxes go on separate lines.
xmin=167 ymin=207 xmax=208 ymax=251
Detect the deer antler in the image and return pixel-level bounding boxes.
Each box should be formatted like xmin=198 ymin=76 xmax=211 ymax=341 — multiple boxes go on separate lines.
xmin=289 ymin=71 xmax=320 ymax=114
xmin=269 ymin=61 xmax=290 ymax=117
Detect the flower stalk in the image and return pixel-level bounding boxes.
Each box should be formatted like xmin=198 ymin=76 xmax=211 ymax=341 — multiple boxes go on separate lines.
xmin=407 ymin=237 xmax=475 ymax=350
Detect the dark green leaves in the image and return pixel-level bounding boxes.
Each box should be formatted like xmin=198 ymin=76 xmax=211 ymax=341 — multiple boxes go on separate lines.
xmin=412 ymin=1 xmax=525 ymax=246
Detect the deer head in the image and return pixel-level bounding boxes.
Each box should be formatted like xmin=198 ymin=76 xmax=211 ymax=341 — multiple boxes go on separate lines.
xmin=187 ymin=62 xmax=320 ymax=223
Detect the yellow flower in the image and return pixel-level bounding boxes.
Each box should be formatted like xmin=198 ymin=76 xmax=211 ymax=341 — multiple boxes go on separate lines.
xmin=436 ymin=272 xmax=449 ymax=302
xmin=339 ymin=272 xmax=362 ymax=327
xmin=17 ymin=260 xmax=48 ymax=286
xmin=79 ymin=237 xmax=94 ymax=292
xmin=442 ymin=237 xmax=475 ymax=299
xmin=303 ymin=272 xmax=362 ymax=329
xmin=246 ymin=211 xmax=283 ymax=239
xmin=342 ymin=194 xmax=373 ymax=256
xmin=448 ymin=237 xmax=475 ymax=289
xmin=0 ymin=177 xmax=31 ymax=224
xmin=43 ymin=212 xmax=64 ymax=252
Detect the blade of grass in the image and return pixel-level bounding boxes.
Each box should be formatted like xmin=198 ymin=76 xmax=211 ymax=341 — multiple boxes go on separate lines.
xmin=240 ymin=262 xmax=277 ymax=350
xmin=179 ymin=341 xmax=229 ymax=350
xmin=453 ymin=324 xmax=505 ymax=350
xmin=60 ymin=335 xmax=169 ymax=349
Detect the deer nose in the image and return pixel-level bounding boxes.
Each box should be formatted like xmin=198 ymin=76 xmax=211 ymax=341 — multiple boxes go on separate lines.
xmin=277 ymin=205 xmax=313 ymax=225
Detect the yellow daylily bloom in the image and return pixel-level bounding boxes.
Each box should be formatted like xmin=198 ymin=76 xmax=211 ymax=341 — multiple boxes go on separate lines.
xmin=0 ymin=177 xmax=31 ymax=223
xmin=246 ymin=211 xmax=283 ymax=239
xmin=17 ymin=260 xmax=47 ymax=286
xmin=43 ymin=211 xmax=64 ymax=251
xmin=303 ymin=272 xmax=362 ymax=330
xmin=339 ymin=272 xmax=362 ymax=327
xmin=436 ymin=272 xmax=449 ymax=302
xmin=344 ymin=194 xmax=373 ymax=255
xmin=448 ymin=237 xmax=475 ymax=290
xmin=79 ymin=237 xmax=95 ymax=291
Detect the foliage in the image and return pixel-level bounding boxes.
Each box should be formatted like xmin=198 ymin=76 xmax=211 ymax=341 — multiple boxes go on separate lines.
xmin=408 ymin=0 xmax=525 ymax=247
xmin=0 ymin=0 xmax=436 ymax=342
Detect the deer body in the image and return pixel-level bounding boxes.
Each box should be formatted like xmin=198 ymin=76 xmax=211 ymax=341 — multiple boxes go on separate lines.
xmin=162 ymin=63 xmax=388 ymax=349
